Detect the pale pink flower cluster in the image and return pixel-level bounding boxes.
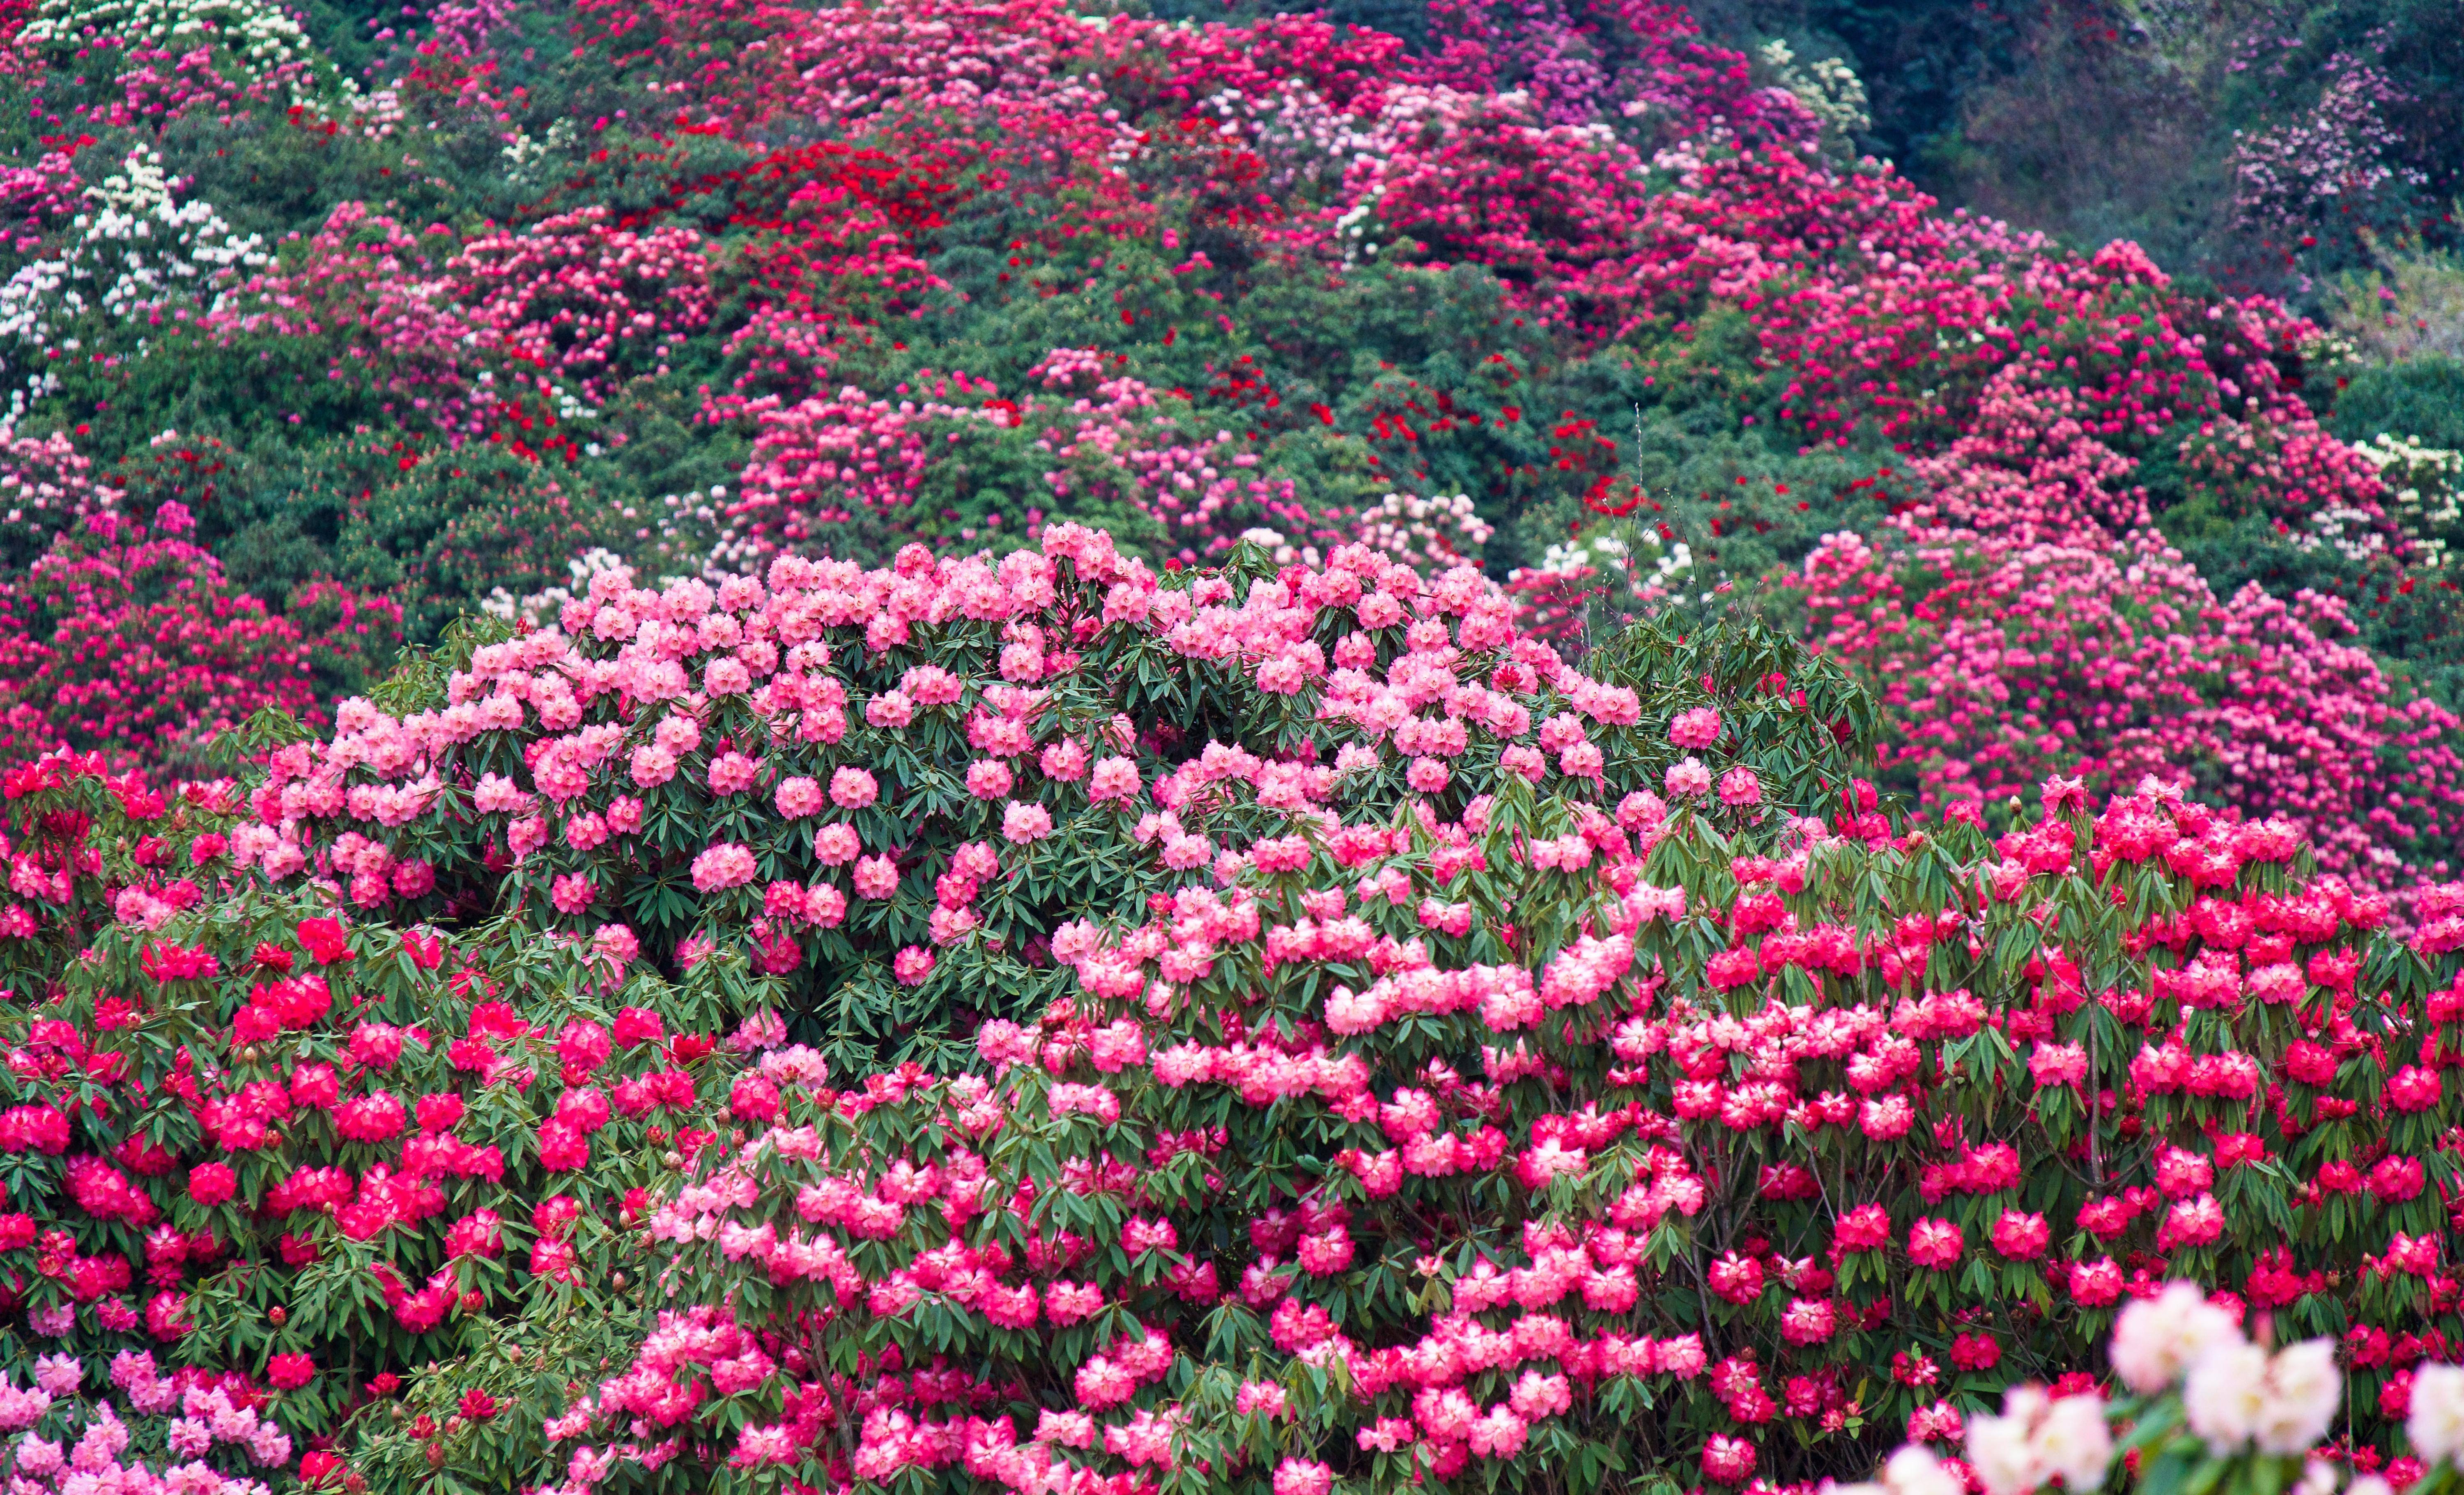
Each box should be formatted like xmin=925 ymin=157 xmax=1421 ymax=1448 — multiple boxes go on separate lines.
xmin=0 ymin=1356 xmax=280 ymax=1494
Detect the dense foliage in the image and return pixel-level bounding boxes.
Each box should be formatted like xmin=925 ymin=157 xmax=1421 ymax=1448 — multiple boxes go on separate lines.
xmin=0 ymin=0 xmax=2457 ymax=893
xmin=0 ymin=0 xmax=2458 ymax=1489
xmin=0 ymin=754 xmax=763 ymax=1490
xmin=1694 ymin=0 xmax=2464 ymax=299
xmin=0 ymin=527 xmax=2458 ymax=1495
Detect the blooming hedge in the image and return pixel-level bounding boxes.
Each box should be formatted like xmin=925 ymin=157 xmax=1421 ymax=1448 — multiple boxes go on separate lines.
xmin=530 ymin=734 xmax=2463 ymax=1491
xmin=4 ymin=524 xmax=2392 ymax=1490
xmin=0 ymin=752 xmax=761 ymax=1489
xmin=248 ymin=524 xmax=1870 ymax=1072
xmin=0 ymin=524 xmax=2456 ymax=1492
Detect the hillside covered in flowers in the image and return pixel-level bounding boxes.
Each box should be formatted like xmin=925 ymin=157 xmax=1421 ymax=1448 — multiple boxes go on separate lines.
xmin=0 ymin=0 xmax=2459 ymax=889
xmin=0 ymin=0 xmax=2460 ymax=1492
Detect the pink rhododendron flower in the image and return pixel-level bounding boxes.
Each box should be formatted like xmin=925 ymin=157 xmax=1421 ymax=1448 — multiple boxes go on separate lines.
xmin=690 ymin=843 xmax=759 ymax=892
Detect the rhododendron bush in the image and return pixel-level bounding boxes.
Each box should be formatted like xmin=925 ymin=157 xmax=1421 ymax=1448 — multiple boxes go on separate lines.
xmin=0 ymin=752 xmax=762 ymax=1488
xmin=0 ymin=432 xmax=405 ymax=773
xmin=0 ymin=507 xmax=321 ymax=776
xmin=522 ymin=697 xmax=2464 ymax=1492
xmin=250 ymin=525 xmax=1871 ymax=1071
xmin=0 ymin=526 xmax=2459 ymax=1490
xmin=1774 ymin=529 xmax=2464 ymax=880
xmin=14 ymin=523 xmax=2412 ymax=1490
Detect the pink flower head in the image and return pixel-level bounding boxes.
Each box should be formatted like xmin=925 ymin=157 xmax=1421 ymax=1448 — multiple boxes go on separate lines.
xmin=1666 ymin=757 xmax=1712 ymax=797
xmin=591 ymin=924 xmax=639 ymax=971
xmin=854 ymin=855 xmax=899 ymax=899
xmin=814 ymin=823 xmax=861 ymax=865
xmin=1088 ymin=756 xmax=1142 ymax=803
xmin=1990 ymin=1209 xmax=2050 ymax=1261
xmin=1041 ymin=739 xmax=1090 ymax=780
xmin=1779 ymin=1296 xmax=1837 ymax=1345
xmin=690 ymin=842 xmax=759 ymax=892
xmin=1235 ymin=1381 xmax=1289 ymax=1419
xmin=2068 ymin=1257 xmax=2124 ymax=1306
xmin=654 ymin=714 xmax=701 ymax=754
xmin=31 ymin=1355 xmax=79 ymax=1396
xmin=188 ymin=1164 xmax=237 ymax=1207
xmin=706 ymin=750 xmax=761 ymax=796
xmin=550 ymin=873 xmax=597 ymax=915
xmin=630 ymin=745 xmax=678 ymax=788
xmin=830 ymin=766 xmax=879 ymax=809
xmin=1835 ymin=1203 xmax=1892 ymax=1251
xmin=774 ymin=776 xmax=823 ymax=817
xmin=1668 ymin=706 xmax=1722 ymax=749
xmin=2029 ymin=1042 xmax=2089 ymax=1088
xmin=1707 ymin=1251 xmax=1765 ymax=1304
xmin=1297 ymin=1226 xmax=1354 ymax=1275
xmin=1003 ymin=802 xmax=1055 ymax=843
xmin=1273 ymin=1458 xmax=1334 ymax=1495
xmin=1469 ymin=1406 xmax=1529 ymax=1458
xmin=1701 ymin=1434 xmax=1756 ymax=1484
xmin=1656 ymin=1334 xmax=1707 ymax=1378
xmin=901 ymin=665 xmax=963 ymax=705
xmin=866 ymin=690 xmax=916 ymax=728
xmin=2157 ymin=1192 xmax=2227 ymax=1247
xmin=1907 ymin=1217 xmax=1962 ymax=1270
xmin=1860 ymin=1095 xmax=1915 ymax=1140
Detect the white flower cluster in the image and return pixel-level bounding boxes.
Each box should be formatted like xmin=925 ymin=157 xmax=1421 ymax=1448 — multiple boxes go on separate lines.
xmin=501 ymin=118 xmax=580 ymax=183
xmin=347 ymin=85 xmax=406 ymax=140
xmin=1198 ymin=81 xmax=1393 ymax=203
xmin=2110 ymin=1280 xmax=2346 ymax=1463
xmin=1836 ymin=1283 xmax=2464 ymax=1495
xmin=16 ymin=0 xmax=322 ymax=97
xmin=2109 ymin=1281 xmax=2245 ymax=1392
xmin=651 ymin=484 xmax=741 ymax=581
xmin=2414 ymin=1364 xmax=2464 ymax=1476
xmin=2110 ymin=1286 xmax=2352 ymax=1490
xmin=482 ymin=547 xmax=636 ymax=627
xmin=1519 ymin=527 xmax=1697 ymax=605
xmin=1831 ymin=1444 xmax=1979 ymax=1495
xmin=1331 ymin=188 xmax=1386 ymax=265
xmin=2350 ymin=430 xmax=2464 ymax=564
xmin=1242 ymin=493 xmax=1492 ymax=575
xmin=1964 ymin=1388 xmax=2114 ymax=1495
xmin=1756 ymin=39 xmax=1870 ymax=158
xmin=2295 ymin=499 xmax=2397 ymax=563
xmin=1541 ymin=531 xmax=1692 ymax=581
xmin=0 ymin=150 xmax=267 ymax=421
xmin=2181 ymin=1337 xmax=2340 ymax=1457
xmin=2295 ymin=326 xmax=2364 ymax=377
